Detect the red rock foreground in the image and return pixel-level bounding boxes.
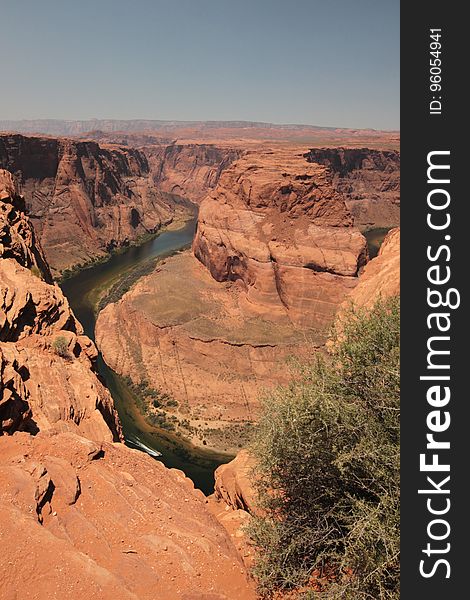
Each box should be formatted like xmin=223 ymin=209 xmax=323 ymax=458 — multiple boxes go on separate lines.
xmin=0 ymin=169 xmax=256 ymax=599
xmin=0 ymin=432 xmax=255 ymax=600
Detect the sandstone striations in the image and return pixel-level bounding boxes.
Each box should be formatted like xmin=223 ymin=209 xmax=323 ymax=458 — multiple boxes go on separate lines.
xmin=0 ymin=169 xmax=256 ymax=599
xmin=193 ymin=149 xmax=367 ymax=328
xmin=0 ymin=170 xmax=121 ymax=441
xmin=96 ymin=148 xmax=369 ymax=452
xmin=0 ymin=134 xmax=186 ymax=274
xmin=305 ymin=148 xmax=400 ymax=230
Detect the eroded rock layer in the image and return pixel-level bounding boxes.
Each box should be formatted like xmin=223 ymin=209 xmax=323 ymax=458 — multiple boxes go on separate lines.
xmin=305 ymin=148 xmax=400 ymax=229
xmin=0 ymin=170 xmax=121 ymax=441
xmin=193 ymin=148 xmax=367 ymax=328
xmin=0 ymin=134 xmax=183 ymax=274
xmin=144 ymin=142 xmax=243 ymax=202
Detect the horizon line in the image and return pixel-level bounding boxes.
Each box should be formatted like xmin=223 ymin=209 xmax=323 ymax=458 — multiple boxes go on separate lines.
xmin=0 ymin=117 xmax=400 ymax=134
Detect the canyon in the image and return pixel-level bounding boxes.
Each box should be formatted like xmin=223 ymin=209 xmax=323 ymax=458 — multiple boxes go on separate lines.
xmin=0 ymin=133 xmax=399 ymax=278
xmin=0 ymin=132 xmax=400 ymax=598
xmin=0 ymin=168 xmax=256 ymax=599
xmin=95 ymin=146 xmax=397 ymax=453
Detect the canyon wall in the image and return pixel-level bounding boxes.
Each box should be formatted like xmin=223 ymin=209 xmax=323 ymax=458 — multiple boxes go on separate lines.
xmin=193 ymin=148 xmax=368 ymax=328
xmin=305 ymin=148 xmax=400 ymax=229
xmin=0 ymin=169 xmax=256 ymax=599
xmin=0 ymin=134 xmax=182 ymax=274
xmin=144 ymin=142 xmax=243 ymax=202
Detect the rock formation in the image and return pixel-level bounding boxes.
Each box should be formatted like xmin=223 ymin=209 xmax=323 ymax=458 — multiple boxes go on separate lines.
xmin=305 ymin=148 xmax=400 ymax=229
xmin=193 ymin=148 xmax=367 ymax=328
xmin=0 ymin=134 xmax=186 ymax=274
xmin=141 ymin=142 xmax=242 ymax=203
xmin=0 ymin=432 xmax=256 ymax=600
xmin=96 ymin=148 xmax=369 ymax=452
xmin=213 ymin=449 xmax=257 ymax=514
xmin=0 ymin=169 xmax=256 ymax=599
xmin=0 ymin=170 xmax=121 ymax=441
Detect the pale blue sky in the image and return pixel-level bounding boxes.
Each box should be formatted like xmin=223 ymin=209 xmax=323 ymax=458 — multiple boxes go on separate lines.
xmin=0 ymin=0 xmax=399 ymax=129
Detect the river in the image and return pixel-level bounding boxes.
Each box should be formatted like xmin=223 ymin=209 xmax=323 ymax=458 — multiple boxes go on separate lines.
xmin=363 ymin=227 xmax=391 ymax=258
xmin=61 ymin=216 xmax=231 ymax=495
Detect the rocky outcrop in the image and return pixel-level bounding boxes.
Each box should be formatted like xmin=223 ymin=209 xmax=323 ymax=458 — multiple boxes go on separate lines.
xmin=208 ymin=451 xmax=259 ymax=570
xmin=214 ymin=450 xmax=257 ymax=514
xmin=193 ymin=149 xmax=367 ymax=329
xmin=0 ymin=431 xmax=256 ymax=600
xmin=0 ymin=170 xmax=121 ymax=440
xmin=0 ymin=169 xmax=52 ymax=283
xmin=305 ymin=148 xmax=400 ymax=230
xmin=341 ymin=227 xmax=400 ymax=310
xmin=0 ymin=134 xmax=187 ymax=274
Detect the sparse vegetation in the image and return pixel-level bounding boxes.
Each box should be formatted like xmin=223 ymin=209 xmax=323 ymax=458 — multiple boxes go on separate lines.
xmin=30 ymin=264 xmax=43 ymax=280
xmin=52 ymin=335 xmax=70 ymax=359
xmin=123 ymin=376 xmax=180 ymax=431
xmin=247 ymin=297 xmax=400 ymax=599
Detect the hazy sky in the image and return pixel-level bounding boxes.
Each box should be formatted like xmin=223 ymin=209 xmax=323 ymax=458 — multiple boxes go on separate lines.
xmin=1 ymin=0 xmax=399 ymax=130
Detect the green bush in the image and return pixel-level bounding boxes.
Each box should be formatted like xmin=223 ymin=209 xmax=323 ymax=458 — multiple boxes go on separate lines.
xmin=247 ymin=297 xmax=400 ymax=599
xmin=52 ymin=335 xmax=70 ymax=359
xmin=30 ymin=265 xmax=43 ymax=280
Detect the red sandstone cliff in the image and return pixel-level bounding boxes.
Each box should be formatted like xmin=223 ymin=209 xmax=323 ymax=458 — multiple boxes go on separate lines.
xmin=305 ymin=148 xmax=400 ymax=229
xmin=193 ymin=148 xmax=367 ymax=329
xmin=0 ymin=170 xmax=121 ymax=441
xmin=143 ymin=142 xmax=243 ymax=202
